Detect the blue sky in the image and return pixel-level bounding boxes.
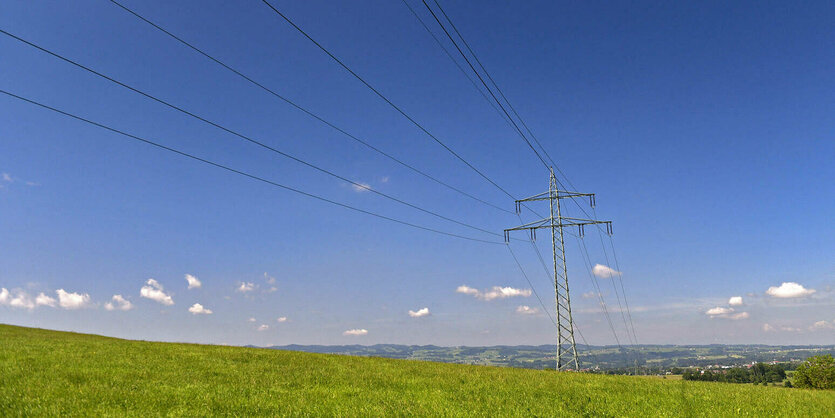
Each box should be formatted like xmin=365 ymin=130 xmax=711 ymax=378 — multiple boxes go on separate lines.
xmin=1 ymin=0 xmax=833 ymax=347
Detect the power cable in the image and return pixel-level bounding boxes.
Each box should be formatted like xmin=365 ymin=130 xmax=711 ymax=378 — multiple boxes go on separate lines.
xmin=259 ymin=0 xmax=520 ymax=201
xmin=0 ymin=89 xmax=504 ymax=245
xmin=108 ymin=0 xmax=512 ymax=215
xmin=0 ymin=28 xmax=503 ymax=240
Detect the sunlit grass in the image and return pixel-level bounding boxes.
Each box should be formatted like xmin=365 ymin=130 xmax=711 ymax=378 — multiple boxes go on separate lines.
xmin=0 ymin=324 xmax=832 ymax=416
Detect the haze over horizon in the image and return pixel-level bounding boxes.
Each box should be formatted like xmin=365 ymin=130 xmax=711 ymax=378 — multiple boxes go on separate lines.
xmin=1 ymin=0 xmax=833 ymax=348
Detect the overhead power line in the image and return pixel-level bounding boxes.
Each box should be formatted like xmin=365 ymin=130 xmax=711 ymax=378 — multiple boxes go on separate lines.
xmin=108 ymin=0 xmax=512 ymax=215
xmin=259 ymin=0 xmax=519 ymax=201
xmin=0 ymin=28 xmax=504 ymax=240
xmin=420 ymin=0 xmax=639 ymax=347
xmin=0 ymin=89 xmax=503 ymax=245
xmin=398 ymin=0 xmax=509 ymax=125
xmin=420 ymin=0 xmax=549 ymax=169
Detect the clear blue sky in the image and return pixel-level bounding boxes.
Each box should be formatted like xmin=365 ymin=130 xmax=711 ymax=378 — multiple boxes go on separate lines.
xmin=1 ymin=0 xmax=833 ymax=346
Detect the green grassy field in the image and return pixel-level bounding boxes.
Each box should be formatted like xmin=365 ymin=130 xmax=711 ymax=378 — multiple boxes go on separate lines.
xmin=1 ymin=324 xmax=833 ymax=416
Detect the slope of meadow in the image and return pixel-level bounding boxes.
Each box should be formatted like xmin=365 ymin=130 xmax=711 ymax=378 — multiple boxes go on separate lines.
xmin=0 ymin=324 xmax=832 ymax=416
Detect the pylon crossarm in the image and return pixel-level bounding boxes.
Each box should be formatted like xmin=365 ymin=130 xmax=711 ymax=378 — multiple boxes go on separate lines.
xmin=515 ymin=191 xmax=552 ymax=202
xmin=504 ymin=219 xmax=550 ymax=231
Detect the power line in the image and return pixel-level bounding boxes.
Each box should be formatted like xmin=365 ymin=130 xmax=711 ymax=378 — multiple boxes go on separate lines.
xmin=423 ymin=0 xmax=640 ymax=347
xmin=506 ymin=243 xmax=598 ymax=370
xmin=506 ymin=244 xmax=557 ymax=329
xmin=420 ymin=0 xmax=549 ymax=169
xmin=108 ymin=0 xmax=512 ymax=215
xmin=0 ymin=89 xmax=504 ymax=245
xmin=259 ymin=0 xmax=519 ymax=201
xmin=591 ymin=206 xmax=635 ymax=346
xmin=0 ymin=28 xmax=504 ymax=240
xmin=398 ymin=0 xmax=509 ymax=126
xmin=576 ymin=235 xmax=622 ymax=349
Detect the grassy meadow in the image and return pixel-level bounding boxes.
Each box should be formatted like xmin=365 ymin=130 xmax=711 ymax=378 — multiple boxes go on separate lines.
xmin=0 ymin=324 xmax=833 ymax=416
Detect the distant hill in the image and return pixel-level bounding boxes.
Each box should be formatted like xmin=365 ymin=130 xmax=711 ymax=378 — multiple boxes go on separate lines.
xmin=267 ymin=343 xmax=835 ymax=371
xmin=2 ymin=323 xmax=833 ymax=416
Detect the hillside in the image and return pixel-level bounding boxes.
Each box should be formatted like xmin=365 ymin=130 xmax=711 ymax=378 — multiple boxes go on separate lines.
xmin=0 ymin=324 xmax=833 ymax=416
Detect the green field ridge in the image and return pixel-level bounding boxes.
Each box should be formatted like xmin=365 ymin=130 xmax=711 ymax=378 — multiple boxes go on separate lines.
xmin=0 ymin=324 xmax=833 ymax=416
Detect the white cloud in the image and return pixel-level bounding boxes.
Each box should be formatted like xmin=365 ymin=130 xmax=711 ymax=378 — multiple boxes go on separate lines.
xmin=456 ymin=285 xmax=531 ymax=301
xmin=257 ymin=324 xmax=270 ymax=331
xmin=705 ymin=306 xmax=734 ymax=316
xmin=380 ymin=176 xmax=390 ymax=183
xmin=1 ymin=173 xmax=11 ymax=182
xmin=188 ymin=303 xmax=212 ymax=315
xmin=247 ymin=317 xmax=256 ymax=322
xmin=140 ymin=279 xmax=174 ymax=305
xmin=408 ymin=307 xmax=430 ymax=318
xmin=482 ymin=286 xmax=531 ymax=301
xmin=56 ymin=289 xmax=91 ymax=310
xmin=582 ymin=291 xmax=599 ymax=299
xmin=104 ymin=294 xmax=133 ymax=311
xmin=592 ymin=264 xmax=621 ymax=278
xmin=35 ymin=292 xmax=57 ymax=308
xmin=185 ymin=274 xmax=202 ymax=290
xmin=8 ymin=290 xmax=34 ymax=309
xmin=276 ymin=317 xmax=288 ymax=323
xmin=763 ymin=323 xmax=775 ymax=332
xmin=0 ymin=288 xmax=7 ymax=304
xmin=351 ymin=182 xmax=372 ymax=192
xmin=728 ymin=296 xmax=743 ymax=306
xmin=516 ymin=305 xmax=540 ymax=315
xmin=810 ymin=320 xmax=834 ymax=331
xmin=263 ymin=272 xmax=276 ymax=285
xmin=456 ymin=285 xmax=479 ymax=296
xmin=728 ymin=312 xmax=749 ymax=320
xmin=343 ymin=328 xmax=368 ymax=336
xmin=237 ymin=282 xmax=256 ymax=293
xmin=766 ymin=282 xmax=816 ymax=298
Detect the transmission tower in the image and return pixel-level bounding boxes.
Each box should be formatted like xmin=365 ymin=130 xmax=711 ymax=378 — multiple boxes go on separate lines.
xmin=504 ymin=168 xmax=612 ymax=371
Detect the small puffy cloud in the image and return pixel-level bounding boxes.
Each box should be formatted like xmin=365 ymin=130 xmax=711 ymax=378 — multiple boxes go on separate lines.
xmin=351 ymin=182 xmax=372 ymax=192
xmin=343 ymin=328 xmax=368 ymax=336
xmin=188 ymin=303 xmax=212 ymax=315
xmin=763 ymin=323 xmax=775 ymax=332
xmin=276 ymin=317 xmax=288 ymax=323
xmin=1 ymin=173 xmax=11 ymax=182
xmin=56 ymin=289 xmax=91 ymax=310
xmin=705 ymin=306 xmax=734 ymax=316
xmin=582 ymin=291 xmax=599 ymax=299
xmin=810 ymin=320 xmax=835 ymax=331
xmin=4 ymin=289 xmax=34 ymax=309
xmin=482 ymin=286 xmax=531 ymax=301
xmin=766 ymin=282 xmax=816 ymax=298
xmin=457 ymin=285 xmax=531 ymax=301
xmin=104 ymin=295 xmax=133 ymax=311
xmin=247 ymin=317 xmax=256 ymax=322
xmin=264 ymin=272 xmax=276 ymax=285
xmin=380 ymin=176 xmax=390 ymax=183
xmin=728 ymin=296 xmax=743 ymax=306
xmin=706 ymin=307 xmax=748 ymax=320
xmin=728 ymin=312 xmax=749 ymax=320
xmin=185 ymin=274 xmax=202 ymax=290
xmin=516 ymin=305 xmax=540 ymax=315
xmin=140 ymin=279 xmax=174 ymax=305
xmin=257 ymin=324 xmax=270 ymax=331
xmin=456 ymin=285 xmax=479 ymax=296
xmin=592 ymin=264 xmax=621 ymax=278
xmin=237 ymin=282 xmax=256 ymax=293
xmin=408 ymin=307 xmax=430 ymax=318
xmin=36 ymin=292 xmax=57 ymax=308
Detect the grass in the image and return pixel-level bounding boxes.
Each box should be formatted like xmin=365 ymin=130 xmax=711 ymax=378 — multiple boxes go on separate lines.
xmin=1 ymin=324 xmax=833 ymax=416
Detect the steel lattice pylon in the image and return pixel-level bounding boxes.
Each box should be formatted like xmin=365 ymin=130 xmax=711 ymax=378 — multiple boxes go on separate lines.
xmin=504 ymin=168 xmax=612 ymax=370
